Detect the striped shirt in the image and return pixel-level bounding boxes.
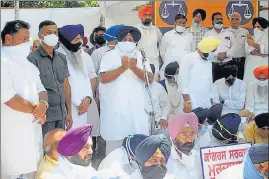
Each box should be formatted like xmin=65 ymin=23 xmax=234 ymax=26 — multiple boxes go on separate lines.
xmin=91 ymin=45 xmax=111 ymax=74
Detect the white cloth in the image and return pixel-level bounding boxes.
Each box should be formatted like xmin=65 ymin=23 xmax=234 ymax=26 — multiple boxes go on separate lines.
xmin=1 ymin=47 xmax=45 ymax=176
xmin=179 ymin=51 xmax=213 ymax=109
xmin=215 ymin=164 xmax=243 ymax=179
xmin=136 ymin=24 xmax=163 ymax=80
xmin=87 ymin=99 xmax=100 ymax=136
xmin=166 ymin=146 xmax=203 ymax=179
xmin=227 ymin=27 xmax=249 ymax=58
xmin=159 ymin=29 xmax=196 ymax=79
xmin=243 ymin=32 xmax=269 ymax=85
xmin=245 ymin=81 xmax=268 ymax=116
xmin=41 ymin=156 xmax=97 ymax=179
xmin=99 ymin=46 xmax=151 ymax=141
xmin=213 ymin=78 xmax=247 ymax=115
xmin=204 ymin=28 xmax=237 ymax=63
xmin=56 ymin=46 xmax=94 ymax=128
xmin=193 ymin=129 xmax=212 ymax=151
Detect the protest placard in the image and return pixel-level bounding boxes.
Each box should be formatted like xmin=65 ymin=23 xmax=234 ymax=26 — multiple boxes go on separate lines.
xmin=200 ymin=143 xmax=251 ymax=179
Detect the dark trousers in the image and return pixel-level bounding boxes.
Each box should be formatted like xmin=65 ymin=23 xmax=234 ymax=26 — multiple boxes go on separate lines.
xmin=232 ymin=57 xmax=246 ymax=80
xmin=212 ymin=60 xmax=239 ymax=82
xmin=42 ymin=120 xmax=65 ymax=137
xmin=91 ymin=136 xmax=106 ymax=170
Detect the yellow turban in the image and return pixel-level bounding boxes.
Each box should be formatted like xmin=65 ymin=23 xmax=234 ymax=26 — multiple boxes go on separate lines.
xmin=197 ymin=36 xmax=221 ymax=53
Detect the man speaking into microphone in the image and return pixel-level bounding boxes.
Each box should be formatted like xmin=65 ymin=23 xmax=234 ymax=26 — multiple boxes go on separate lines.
xmin=99 ymin=25 xmax=154 ymax=155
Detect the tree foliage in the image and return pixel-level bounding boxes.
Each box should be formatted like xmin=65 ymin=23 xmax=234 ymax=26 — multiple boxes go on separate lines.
xmin=132 ymin=1 xmax=152 ymax=11
xmin=1 ymin=1 xmax=99 ymax=8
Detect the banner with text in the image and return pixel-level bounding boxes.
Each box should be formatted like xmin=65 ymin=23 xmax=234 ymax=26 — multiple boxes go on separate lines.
xmin=200 ymin=143 xmax=252 ymax=179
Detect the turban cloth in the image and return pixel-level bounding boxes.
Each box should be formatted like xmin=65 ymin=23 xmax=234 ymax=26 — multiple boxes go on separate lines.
xmin=248 ymin=144 xmax=269 ymax=164
xmin=223 ymin=65 xmax=238 ymax=78
xmin=57 ymin=124 xmax=92 ymax=156
xmin=212 ymin=113 xmax=241 ymax=141
xmin=192 ymin=107 xmax=210 ymax=124
xmin=164 ymin=61 xmax=179 ymax=78
xmin=252 ymin=17 xmax=269 ymax=29
xmin=104 ymin=24 xmax=124 ymax=42
xmin=168 ymin=113 xmax=199 ymax=140
xmin=82 ymin=36 xmax=88 ymax=46
xmin=193 ymin=9 xmax=206 ymax=21
xmin=198 ymin=36 xmax=221 ymax=53
xmin=207 ymin=104 xmax=223 ymax=125
xmin=59 ymin=24 xmax=84 ymax=42
xmin=138 ymin=5 xmax=154 ymax=19
xmin=122 ymin=134 xmax=148 ymax=158
xmin=116 ymin=25 xmax=141 ymax=42
xmin=254 ymin=113 xmax=269 ymax=128
xmin=135 ymin=134 xmax=171 ymax=165
xmin=253 ymin=66 xmax=269 ymax=79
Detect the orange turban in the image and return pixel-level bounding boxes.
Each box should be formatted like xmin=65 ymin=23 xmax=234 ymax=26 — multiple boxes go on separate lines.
xmin=138 ymin=5 xmax=154 ymax=19
xmin=253 ymin=66 xmax=269 ymax=79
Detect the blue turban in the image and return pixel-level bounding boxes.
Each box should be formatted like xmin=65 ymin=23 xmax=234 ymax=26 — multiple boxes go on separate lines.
xmin=116 ymin=25 xmax=141 ymax=42
xmin=122 ymin=134 xmax=148 ymax=158
xmin=207 ymin=104 xmax=223 ymax=125
xmin=59 ymin=24 xmax=84 ymax=42
xmin=104 ymin=24 xmax=124 ymax=42
xmin=192 ymin=107 xmax=210 ymax=124
xmin=212 ymin=113 xmax=241 ymax=141
xmin=135 ymin=134 xmax=171 ymax=165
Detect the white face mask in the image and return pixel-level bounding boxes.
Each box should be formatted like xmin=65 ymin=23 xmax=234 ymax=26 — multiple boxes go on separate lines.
xmin=257 ymin=79 xmax=268 ymax=87
xmin=214 ymin=23 xmax=223 ymax=30
xmin=253 ymin=28 xmax=264 ymax=40
xmin=117 ymin=41 xmax=136 ymax=53
xmin=41 ymin=33 xmax=59 ymax=47
xmin=175 ymin=26 xmax=185 ymax=33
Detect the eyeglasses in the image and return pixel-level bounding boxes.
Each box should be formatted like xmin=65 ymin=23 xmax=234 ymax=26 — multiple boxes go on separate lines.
xmin=260 ymin=126 xmax=269 ymax=131
xmin=178 ymin=133 xmax=197 ymax=139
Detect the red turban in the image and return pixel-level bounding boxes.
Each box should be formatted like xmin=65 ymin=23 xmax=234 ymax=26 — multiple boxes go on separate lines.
xmin=253 ymin=66 xmax=269 ymax=79
xmin=138 ymin=5 xmax=154 ymax=19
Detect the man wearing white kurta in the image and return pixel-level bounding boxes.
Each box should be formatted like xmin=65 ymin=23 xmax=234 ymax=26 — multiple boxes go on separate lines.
xmin=136 ymin=5 xmax=163 ymax=81
xmin=213 ymin=65 xmax=246 ymax=115
xmin=99 ymin=26 xmax=154 ymax=155
xmin=56 ymin=24 xmax=96 ymax=129
xmin=1 ymin=20 xmax=48 ymax=179
xmin=160 ymin=14 xmax=196 ymax=80
xmin=179 ymin=37 xmax=221 ymax=112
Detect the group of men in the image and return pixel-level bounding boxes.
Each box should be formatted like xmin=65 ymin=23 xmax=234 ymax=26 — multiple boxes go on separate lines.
xmin=1 ymin=4 xmax=269 ymax=179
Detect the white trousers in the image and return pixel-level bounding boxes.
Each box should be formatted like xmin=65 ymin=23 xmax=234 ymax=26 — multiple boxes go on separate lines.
xmin=1 ymin=172 xmax=36 ymax=179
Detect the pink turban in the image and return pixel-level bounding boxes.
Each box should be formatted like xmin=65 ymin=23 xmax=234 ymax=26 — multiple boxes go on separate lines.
xmin=168 ymin=113 xmax=199 ymax=140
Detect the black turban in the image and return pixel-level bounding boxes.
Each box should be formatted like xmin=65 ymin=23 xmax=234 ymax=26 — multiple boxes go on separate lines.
xmin=252 ymin=17 xmax=269 ymax=29
xmin=223 ymin=65 xmax=238 ymax=78
xmin=212 ymin=113 xmax=241 ymax=141
xmin=207 ymin=104 xmax=223 ymax=125
xmin=164 ymin=61 xmax=179 ymax=79
xmin=122 ymin=134 xmax=148 ymax=158
xmin=116 ymin=25 xmax=141 ymax=42
xmin=193 ymin=9 xmax=206 ymax=21
xmin=254 ymin=113 xmax=269 ymax=129
xmin=192 ymin=107 xmax=210 ymax=124
xmin=249 ymin=144 xmax=269 ymax=164
xmin=135 ymin=134 xmax=171 ymax=165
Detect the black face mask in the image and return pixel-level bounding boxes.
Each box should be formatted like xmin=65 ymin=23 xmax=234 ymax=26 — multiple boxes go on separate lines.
xmin=142 ymin=19 xmax=152 ymax=26
xmin=225 ymin=77 xmax=236 ymax=86
xmin=201 ymin=53 xmax=209 ymax=60
xmin=59 ymin=32 xmax=82 ymax=52
xmin=141 ymin=165 xmax=167 ymax=179
xmin=94 ymin=35 xmax=106 ymax=45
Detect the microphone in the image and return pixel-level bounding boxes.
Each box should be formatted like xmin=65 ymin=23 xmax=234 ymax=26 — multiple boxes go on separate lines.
xmin=139 ymin=48 xmax=147 ymax=63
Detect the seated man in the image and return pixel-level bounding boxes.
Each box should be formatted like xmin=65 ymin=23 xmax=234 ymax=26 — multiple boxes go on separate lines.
xmin=167 ymin=113 xmax=202 ymax=179
xmin=245 ymin=66 xmax=268 ymax=118
xmin=213 ymin=65 xmax=246 ymax=115
xmin=134 ymin=134 xmax=173 ymax=179
xmin=159 ymin=61 xmax=184 ymax=120
xmin=216 ymin=144 xmax=269 ymax=179
xmin=244 ymin=113 xmax=269 ymax=144
xmin=98 ymin=134 xmax=148 ymax=176
xmin=209 ymin=113 xmax=244 ymax=146
xmin=42 ymin=124 xmax=97 ymax=178
xmin=36 ymin=129 xmax=66 ymax=179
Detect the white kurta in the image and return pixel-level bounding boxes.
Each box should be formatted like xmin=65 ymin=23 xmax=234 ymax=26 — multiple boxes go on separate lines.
xmin=166 ymin=146 xmax=203 ymax=179
xmin=213 ymin=78 xmax=247 ymax=115
xmin=159 ymin=29 xmax=195 ymax=79
xmin=243 ymin=32 xmax=269 ymax=85
xmin=245 ymin=81 xmax=268 ymax=116
xmin=136 ymin=24 xmax=163 ymax=80
xmin=193 ymin=129 xmax=212 ymax=151
xmin=56 ymin=46 xmax=95 ymax=129
xmin=99 ymin=46 xmax=151 ymax=141
xmin=1 ymin=47 xmax=45 ymax=176
xmin=179 ymin=51 xmax=214 ymax=109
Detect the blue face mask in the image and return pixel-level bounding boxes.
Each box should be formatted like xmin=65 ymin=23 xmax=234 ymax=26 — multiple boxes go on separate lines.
xmin=243 ymin=152 xmax=266 ymax=179
xmin=200 ymin=125 xmax=209 ymax=135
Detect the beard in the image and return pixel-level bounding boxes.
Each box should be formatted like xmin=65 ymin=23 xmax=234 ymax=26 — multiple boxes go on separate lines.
xmin=175 ymin=141 xmax=194 ymax=155
xmin=69 ymin=153 xmax=92 ymax=167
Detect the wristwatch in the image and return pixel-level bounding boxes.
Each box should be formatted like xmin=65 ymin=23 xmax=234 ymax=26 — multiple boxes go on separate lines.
xmin=40 ymin=100 xmax=49 ymax=109
xmin=86 ymin=96 xmax=92 ymax=104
